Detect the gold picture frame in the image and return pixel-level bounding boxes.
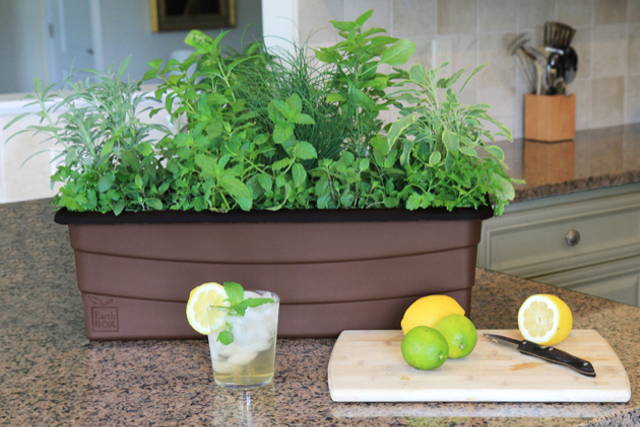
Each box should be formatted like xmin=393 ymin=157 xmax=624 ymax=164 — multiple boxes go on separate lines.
xmin=150 ymin=0 xmax=236 ymax=32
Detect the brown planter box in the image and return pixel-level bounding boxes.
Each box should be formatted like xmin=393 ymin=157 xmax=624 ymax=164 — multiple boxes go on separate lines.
xmin=55 ymin=207 xmax=492 ymax=340
xmin=524 ymin=94 xmax=576 ymax=142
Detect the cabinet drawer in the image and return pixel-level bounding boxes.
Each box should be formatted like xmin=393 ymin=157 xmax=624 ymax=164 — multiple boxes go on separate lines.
xmin=480 ymin=189 xmax=640 ymax=277
xmin=533 ymin=256 xmax=640 ymax=307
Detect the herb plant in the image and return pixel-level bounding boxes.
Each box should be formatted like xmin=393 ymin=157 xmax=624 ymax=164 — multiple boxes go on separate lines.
xmin=5 ymin=59 xmax=170 ymax=215
xmin=9 ymin=10 xmax=517 ymax=216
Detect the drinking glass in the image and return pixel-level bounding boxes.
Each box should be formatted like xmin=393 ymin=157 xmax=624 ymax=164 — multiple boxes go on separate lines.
xmin=207 ymin=290 xmax=279 ymax=388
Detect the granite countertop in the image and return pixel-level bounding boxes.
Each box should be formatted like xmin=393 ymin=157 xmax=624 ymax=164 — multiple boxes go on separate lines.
xmin=1 ymin=199 xmax=639 ymax=426
xmin=496 ymin=123 xmax=640 ymax=202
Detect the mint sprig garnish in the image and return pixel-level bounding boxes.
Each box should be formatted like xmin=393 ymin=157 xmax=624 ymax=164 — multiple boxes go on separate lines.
xmin=216 ymin=282 xmax=275 ymax=345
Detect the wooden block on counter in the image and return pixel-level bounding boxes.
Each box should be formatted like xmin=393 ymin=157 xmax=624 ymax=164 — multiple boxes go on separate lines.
xmin=523 ymin=139 xmax=576 ymax=187
xmin=524 ymin=94 xmax=576 ymax=142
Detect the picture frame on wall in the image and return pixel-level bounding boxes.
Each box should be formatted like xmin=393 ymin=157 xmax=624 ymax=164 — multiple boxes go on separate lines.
xmin=150 ymin=0 xmax=236 ymax=32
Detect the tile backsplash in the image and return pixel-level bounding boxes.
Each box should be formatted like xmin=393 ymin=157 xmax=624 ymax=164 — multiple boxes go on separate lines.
xmin=297 ymin=0 xmax=640 ymax=137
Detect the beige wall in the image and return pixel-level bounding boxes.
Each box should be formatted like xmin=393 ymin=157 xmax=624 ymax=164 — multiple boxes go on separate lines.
xmin=296 ymin=0 xmax=640 ymax=138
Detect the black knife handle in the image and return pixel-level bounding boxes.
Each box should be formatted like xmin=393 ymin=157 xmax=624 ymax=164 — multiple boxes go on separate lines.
xmin=518 ymin=341 xmax=596 ymax=377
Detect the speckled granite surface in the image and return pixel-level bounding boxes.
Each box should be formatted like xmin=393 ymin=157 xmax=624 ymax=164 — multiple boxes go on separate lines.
xmin=1 ymin=199 xmax=638 ymax=426
xmin=497 ymin=123 xmax=640 ymax=202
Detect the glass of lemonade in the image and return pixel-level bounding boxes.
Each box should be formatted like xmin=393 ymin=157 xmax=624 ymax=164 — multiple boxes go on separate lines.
xmin=207 ymin=290 xmax=279 ymax=388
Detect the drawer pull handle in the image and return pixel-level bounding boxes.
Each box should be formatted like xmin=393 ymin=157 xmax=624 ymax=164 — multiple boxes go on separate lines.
xmin=565 ymin=229 xmax=581 ymax=247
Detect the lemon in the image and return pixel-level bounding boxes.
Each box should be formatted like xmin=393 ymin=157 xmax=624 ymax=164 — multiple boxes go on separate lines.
xmin=185 ymin=282 xmax=230 ymax=335
xmin=401 ymin=294 xmax=465 ymax=335
xmin=401 ymin=326 xmax=449 ymax=370
xmin=517 ymin=294 xmax=573 ymax=346
xmin=434 ymin=314 xmax=478 ymax=359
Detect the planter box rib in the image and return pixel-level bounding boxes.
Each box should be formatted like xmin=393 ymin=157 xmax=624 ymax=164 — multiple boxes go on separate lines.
xmin=56 ymin=207 xmax=492 ymax=339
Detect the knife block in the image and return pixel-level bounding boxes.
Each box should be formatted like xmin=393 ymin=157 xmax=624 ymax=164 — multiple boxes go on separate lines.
xmin=524 ymin=94 xmax=576 ymax=142
xmin=523 ymin=139 xmax=575 ymax=187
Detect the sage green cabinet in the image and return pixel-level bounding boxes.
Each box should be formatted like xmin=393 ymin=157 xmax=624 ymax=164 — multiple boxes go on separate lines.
xmin=477 ymin=183 xmax=640 ymax=307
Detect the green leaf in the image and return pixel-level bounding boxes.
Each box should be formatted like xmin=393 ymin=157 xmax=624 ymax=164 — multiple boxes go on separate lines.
xmin=494 ymin=174 xmax=515 ymax=201
xmin=364 ymin=76 xmax=388 ymax=90
xmin=315 ymin=47 xmax=341 ymax=63
xmin=234 ymin=298 xmax=275 ymax=314
xmin=286 ymin=93 xmax=302 ymax=114
xmin=406 ymin=193 xmax=421 ymax=210
xmin=223 ymin=282 xmax=244 ymax=305
xmin=330 ymin=19 xmax=357 ymax=32
xmin=292 ymin=163 xmax=307 ymax=187
xmin=217 ymin=330 xmax=234 ymax=345
xmin=340 ymin=191 xmax=355 ymax=207
xmin=428 ymin=151 xmax=442 ymax=166
xmin=146 ymin=198 xmax=163 ymax=210
xmin=220 ymin=176 xmax=253 ymax=211
xmin=271 ymin=99 xmax=292 ymax=118
xmin=387 ymin=113 xmax=417 ymax=151
xmin=380 ymin=39 xmax=416 ymax=66
xmin=347 ymin=85 xmax=376 ymax=111
xmin=485 ymin=145 xmax=505 ymax=161
xmin=459 ymin=146 xmax=477 ymax=157
xmin=136 ymin=142 xmax=153 ymax=156
xmin=370 ymin=136 xmax=388 ymax=165
xmin=158 ymin=182 xmax=170 ymax=194
xmin=399 ymin=139 xmax=414 ymax=166
xmin=195 ymin=154 xmax=216 ymax=177
xmin=409 ymin=64 xmax=426 ymax=83
xmin=460 ymin=64 xmax=486 ymax=93
xmin=116 ymin=56 xmax=131 ymax=79
xmin=383 ymin=167 xmax=404 ymax=176
xmin=242 ymin=297 xmax=275 ymax=307
xmin=100 ymin=140 xmax=114 ymax=158
xmin=355 ymin=9 xmax=374 ymax=26
xmin=326 ymin=93 xmax=345 ymax=103
xmin=294 ymin=113 xmax=315 ymax=125
xmin=272 ymin=158 xmax=291 ymax=171
xmin=257 ymin=173 xmax=273 ymax=192
xmin=185 ymin=29 xmax=225 ymax=54
xmin=273 ymin=122 xmax=294 ymax=144
xmin=134 ymin=175 xmax=143 ymax=189
xmin=317 ymin=194 xmax=331 ymax=209
xmin=442 ymin=129 xmax=460 ymax=153
xmin=146 ymin=58 xmax=163 ymax=71
xmin=293 ymin=141 xmax=317 ymax=160
xmin=113 ymin=200 xmax=125 ymax=216
xmin=97 ymin=174 xmax=115 ymax=193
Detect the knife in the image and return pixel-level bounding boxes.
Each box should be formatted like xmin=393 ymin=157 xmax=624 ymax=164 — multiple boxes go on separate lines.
xmin=484 ymin=333 xmax=596 ymax=377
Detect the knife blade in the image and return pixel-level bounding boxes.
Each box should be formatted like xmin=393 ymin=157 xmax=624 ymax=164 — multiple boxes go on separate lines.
xmin=484 ymin=333 xmax=596 ymax=377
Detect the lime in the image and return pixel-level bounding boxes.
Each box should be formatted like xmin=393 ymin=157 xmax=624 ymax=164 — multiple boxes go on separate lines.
xmin=434 ymin=314 xmax=478 ymax=359
xmin=400 ymin=326 xmax=449 ymax=370
xmin=400 ymin=294 xmax=465 ymax=335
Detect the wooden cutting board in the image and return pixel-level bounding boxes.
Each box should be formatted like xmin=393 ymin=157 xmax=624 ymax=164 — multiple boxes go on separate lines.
xmin=328 ymin=329 xmax=630 ymax=402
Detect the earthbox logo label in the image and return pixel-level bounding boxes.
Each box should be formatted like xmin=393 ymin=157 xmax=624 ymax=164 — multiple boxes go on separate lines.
xmin=88 ymin=295 xmax=119 ymax=332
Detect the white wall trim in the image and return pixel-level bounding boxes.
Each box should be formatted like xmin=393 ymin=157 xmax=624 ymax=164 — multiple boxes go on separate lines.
xmin=261 ymin=0 xmax=298 ymax=54
xmin=0 ymin=98 xmax=47 ymax=116
xmin=89 ymin=0 xmax=104 ymax=71
xmin=45 ymin=0 xmax=57 ymax=87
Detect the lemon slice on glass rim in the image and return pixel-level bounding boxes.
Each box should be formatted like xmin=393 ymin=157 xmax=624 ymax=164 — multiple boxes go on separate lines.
xmin=186 ymin=282 xmax=230 ymax=335
xmin=517 ymin=294 xmax=573 ymax=346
